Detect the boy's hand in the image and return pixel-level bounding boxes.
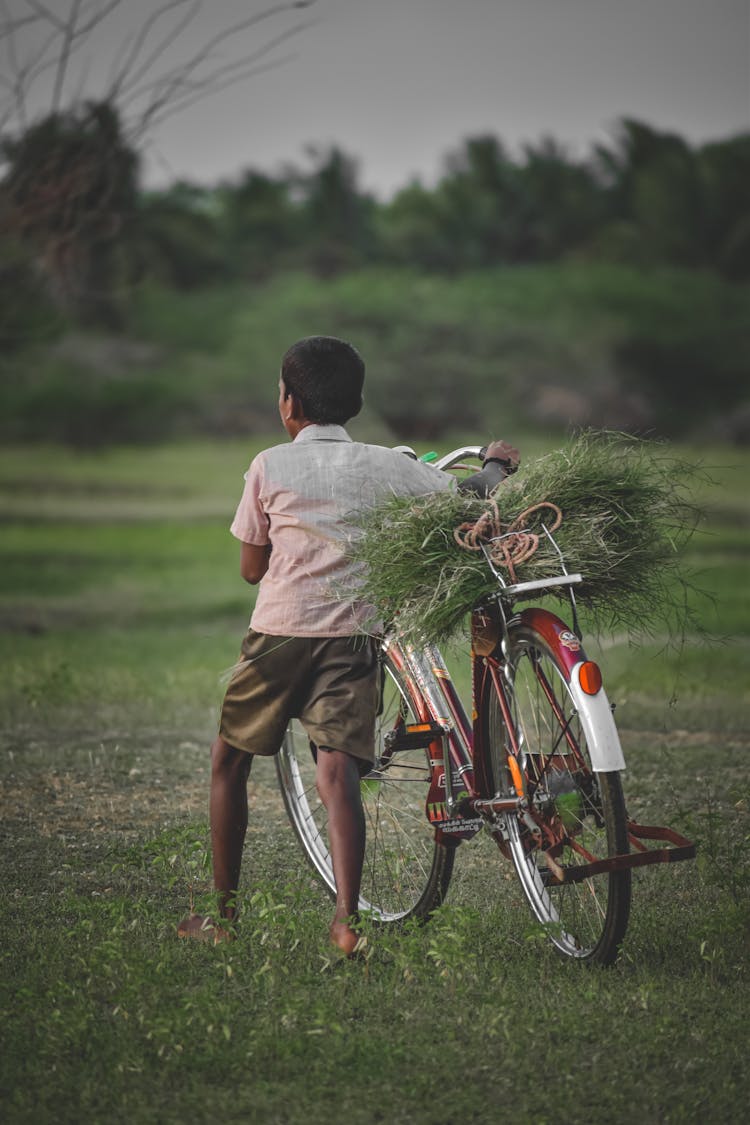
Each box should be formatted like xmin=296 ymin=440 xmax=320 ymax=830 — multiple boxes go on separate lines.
xmin=483 ymin=440 xmax=520 ymax=473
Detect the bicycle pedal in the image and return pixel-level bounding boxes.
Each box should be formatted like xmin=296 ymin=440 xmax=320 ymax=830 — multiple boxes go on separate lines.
xmin=535 ymin=864 xmax=557 ymax=887
xmin=384 ymin=722 xmax=447 ymax=752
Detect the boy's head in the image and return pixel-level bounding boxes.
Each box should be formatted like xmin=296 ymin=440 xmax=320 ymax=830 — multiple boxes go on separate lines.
xmin=280 ymin=336 xmax=365 ymax=426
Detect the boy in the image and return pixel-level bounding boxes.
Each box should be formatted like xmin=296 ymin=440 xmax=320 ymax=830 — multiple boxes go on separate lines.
xmin=178 ymin=336 xmax=518 ymax=956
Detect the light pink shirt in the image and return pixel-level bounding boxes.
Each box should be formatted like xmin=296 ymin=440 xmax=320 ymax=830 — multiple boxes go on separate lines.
xmin=230 ymin=425 xmax=454 ymax=636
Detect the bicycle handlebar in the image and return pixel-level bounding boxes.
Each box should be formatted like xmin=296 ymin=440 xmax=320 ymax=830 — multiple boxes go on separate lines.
xmin=433 ymin=446 xmax=484 ymax=472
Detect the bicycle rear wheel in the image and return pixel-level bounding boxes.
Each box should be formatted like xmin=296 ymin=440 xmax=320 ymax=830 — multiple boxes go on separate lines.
xmin=482 ymin=621 xmax=631 ymax=965
xmin=276 ymin=650 xmax=454 ymax=923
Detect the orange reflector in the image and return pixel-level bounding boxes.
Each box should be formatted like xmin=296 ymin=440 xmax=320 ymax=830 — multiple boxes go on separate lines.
xmin=579 ymin=661 xmax=602 ymax=695
xmin=508 ymin=755 xmax=525 ymax=797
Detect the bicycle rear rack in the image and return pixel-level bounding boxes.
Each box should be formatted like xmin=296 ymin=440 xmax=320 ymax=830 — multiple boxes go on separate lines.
xmin=540 ymin=821 xmax=696 ymax=884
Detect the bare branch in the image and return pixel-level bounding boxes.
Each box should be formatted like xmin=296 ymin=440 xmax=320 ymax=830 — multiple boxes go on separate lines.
xmin=51 ymin=0 xmax=83 ymax=112
xmin=0 ymin=10 xmax=43 ymax=35
xmin=135 ymin=52 xmax=298 ymax=137
xmin=1 ymin=0 xmax=318 ymax=144
xmin=24 ymin=1 xmax=65 ymax=32
xmin=112 ymin=1 xmax=309 ymax=107
xmin=0 ymin=4 xmax=64 ymax=129
xmin=69 ymin=45 xmax=92 ymax=105
xmin=107 ymin=0 xmax=200 ymax=102
xmin=170 ymin=0 xmax=315 ymax=81
xmin=125 ymin=17 xmax=313 ymax=129
xmin=74 ymin=0 xmax=122 ymax=39
xmin=0 ymin=0 xmax=28 ymax=126
xmin=6 ymin=1 xmax=122 ymax=118
xmin=10 ymin=26 xmax=68 ymax=108
xmin=128 ymin=6 xmax=317 ymax=141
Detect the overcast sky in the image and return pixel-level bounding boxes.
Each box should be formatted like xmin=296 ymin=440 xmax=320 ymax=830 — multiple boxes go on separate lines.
xmin=6 ymin=0 xmax=749 ymax=196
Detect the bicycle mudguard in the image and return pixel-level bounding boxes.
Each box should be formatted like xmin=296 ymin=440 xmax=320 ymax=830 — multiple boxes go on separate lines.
xmin=566 ymin=663 xmax=626 ymax=772
xmin=518 ymin=608 xmax=626 ymax=773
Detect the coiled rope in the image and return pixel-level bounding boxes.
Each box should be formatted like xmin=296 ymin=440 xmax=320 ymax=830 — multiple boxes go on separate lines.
xmin=453 ymin=500 xmax=563 ymax=584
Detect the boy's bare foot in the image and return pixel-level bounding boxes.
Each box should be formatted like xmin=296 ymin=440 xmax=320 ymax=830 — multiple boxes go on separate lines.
xmin=177 ymin=913 xmax=234 ymax=945
xmin=329 ymin=919 xmax=367 ymax=959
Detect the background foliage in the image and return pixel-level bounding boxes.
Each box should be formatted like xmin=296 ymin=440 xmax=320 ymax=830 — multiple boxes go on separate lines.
xmin=2 ymin=108 xmax=749 ymax=446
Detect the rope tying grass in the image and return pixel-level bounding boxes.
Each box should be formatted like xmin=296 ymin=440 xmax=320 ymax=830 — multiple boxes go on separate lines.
xmin=454 ymin=501 xmax=563 ymax=584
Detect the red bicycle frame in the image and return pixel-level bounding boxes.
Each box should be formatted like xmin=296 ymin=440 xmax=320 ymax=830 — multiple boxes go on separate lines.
xmin=382 ymin=606 xmax=695 ymax=876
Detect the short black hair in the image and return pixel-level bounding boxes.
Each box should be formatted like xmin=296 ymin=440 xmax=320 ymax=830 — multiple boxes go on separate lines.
xmin=281 ymin=336 xmax=364 ymax=425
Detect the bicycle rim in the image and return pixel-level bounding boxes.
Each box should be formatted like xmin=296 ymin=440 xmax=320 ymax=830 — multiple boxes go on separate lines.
xmin=275 ymin=652 xmax=454 ymax=923
xmin=486 ymin=625 xmax=631 ymax=964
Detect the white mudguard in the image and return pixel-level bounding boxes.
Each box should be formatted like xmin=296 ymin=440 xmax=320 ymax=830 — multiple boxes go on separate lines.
xmin=567 ymin=661 xmax=626 ymax=772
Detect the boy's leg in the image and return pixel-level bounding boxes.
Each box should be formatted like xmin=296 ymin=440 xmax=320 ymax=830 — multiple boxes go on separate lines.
xmin=209 ymin=736 xmax=253 ymax=920
xmin=315 ymin=747 xmax=366 ymax=957
xmin=178 ymin=735 xmax=252 ymax=942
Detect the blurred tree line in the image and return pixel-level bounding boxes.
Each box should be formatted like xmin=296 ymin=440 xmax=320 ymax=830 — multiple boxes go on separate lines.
xmin=1 ymin=99 xmax=749 ymax=444
xmin=2 ymin=106 xmax=749 ymax=329
xmin=140 ymin=120 xmax=750 ymax=285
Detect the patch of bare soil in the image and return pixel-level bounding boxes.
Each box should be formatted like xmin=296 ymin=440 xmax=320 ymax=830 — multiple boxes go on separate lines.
xmin=0 ymin=758 xmax=288 ymax=842
xmin=1 ymin=726 xmax=745 ymax=851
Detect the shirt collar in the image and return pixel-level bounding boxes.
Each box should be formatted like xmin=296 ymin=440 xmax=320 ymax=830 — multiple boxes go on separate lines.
xmin=293 ymin=424 xmax=352 ymax=444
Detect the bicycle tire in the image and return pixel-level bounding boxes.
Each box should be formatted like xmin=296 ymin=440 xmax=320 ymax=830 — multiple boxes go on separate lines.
xmin=481 ymin=618 xmax=631 ymax=965
xmin=275 ymin=649 xmax=455 ymax=923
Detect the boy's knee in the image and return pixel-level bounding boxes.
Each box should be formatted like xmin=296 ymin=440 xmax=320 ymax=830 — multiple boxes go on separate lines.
xmin=315 ymin=747 xmax=359 ymax=800
xmin=211 ymin=737 xmax=252 ymax=783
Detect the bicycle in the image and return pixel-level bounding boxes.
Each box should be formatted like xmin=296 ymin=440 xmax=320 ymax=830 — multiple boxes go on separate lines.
xmin=275 ymin=446 xmax=695 ymax=965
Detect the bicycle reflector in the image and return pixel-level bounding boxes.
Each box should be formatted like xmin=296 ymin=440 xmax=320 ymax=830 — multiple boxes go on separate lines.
xmin=508 ymin=754 xmax=525 ymax=797
xmin=578 ymin=661 xmax=603 ymax=695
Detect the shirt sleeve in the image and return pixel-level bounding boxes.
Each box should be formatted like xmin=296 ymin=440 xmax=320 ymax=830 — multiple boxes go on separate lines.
xmin=409 ymin=459 xmax=458 ymax=494
xmin=230 ymin=455 xmax=270 ymax=545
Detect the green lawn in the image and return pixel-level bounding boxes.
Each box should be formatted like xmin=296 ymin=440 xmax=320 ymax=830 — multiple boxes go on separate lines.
xmin=1 ymin=437 xmax=748 ymax=1124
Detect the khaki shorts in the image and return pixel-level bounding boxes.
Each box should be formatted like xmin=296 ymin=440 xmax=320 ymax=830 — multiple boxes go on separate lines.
xmin=219 ymin=629 xmax=380 ymax=769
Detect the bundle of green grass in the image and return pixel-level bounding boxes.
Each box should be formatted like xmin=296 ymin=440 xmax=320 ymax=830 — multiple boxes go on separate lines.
xmin=350 ymin=432 xmax=702 ymax=644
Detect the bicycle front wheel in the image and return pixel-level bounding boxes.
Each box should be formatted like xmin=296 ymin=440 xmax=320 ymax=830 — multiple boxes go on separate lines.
xmin=482 ymin=620 xmax=631 ymax=965
xmin=275 ymin=650 xmax=455 ymax=923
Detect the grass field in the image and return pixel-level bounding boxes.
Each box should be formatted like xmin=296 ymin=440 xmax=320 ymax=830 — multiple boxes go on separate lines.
xmin=1 ymin=437 xmax=748 ymax=1124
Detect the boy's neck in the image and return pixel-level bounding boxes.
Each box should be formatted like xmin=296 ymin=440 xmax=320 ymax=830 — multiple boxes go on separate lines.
xmin=285 ymin=418 xmax=315 ymax=440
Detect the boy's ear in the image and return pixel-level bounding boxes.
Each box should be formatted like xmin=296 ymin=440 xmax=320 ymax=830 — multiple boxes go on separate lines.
xmin=286 ymin=390 xmax=304 ymax=419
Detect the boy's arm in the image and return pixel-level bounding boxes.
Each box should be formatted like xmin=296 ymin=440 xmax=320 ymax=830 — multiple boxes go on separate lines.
xmin=240 ymin=542 xmax=271 ymax=585
xmin=457 ymin=439 xmax=520 ymax=498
